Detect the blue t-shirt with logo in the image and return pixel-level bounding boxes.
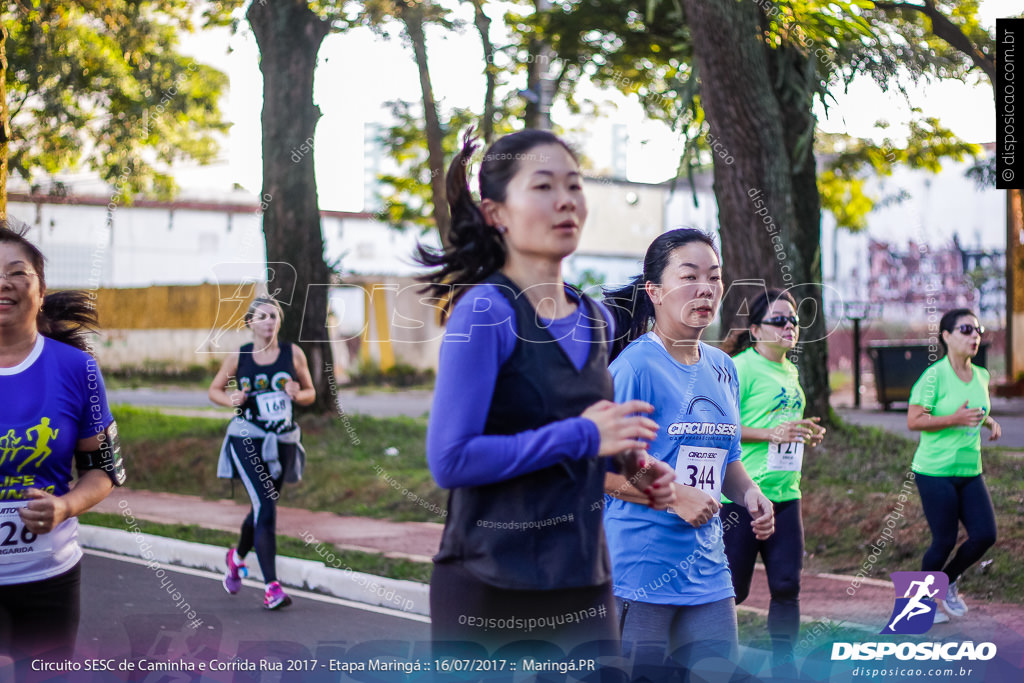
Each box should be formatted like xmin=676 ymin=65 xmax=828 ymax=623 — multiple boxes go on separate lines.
xmin=0 ymin=336 xmax=113 ymax=583
xmin=603 ymin=333 xmax=742 ymax=606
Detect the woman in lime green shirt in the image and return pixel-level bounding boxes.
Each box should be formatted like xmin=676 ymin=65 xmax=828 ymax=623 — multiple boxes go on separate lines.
xmin=723 ymin=289 xmax=825 ymax=672
xmin=908 ymin=308 xmax=1001 ymax=619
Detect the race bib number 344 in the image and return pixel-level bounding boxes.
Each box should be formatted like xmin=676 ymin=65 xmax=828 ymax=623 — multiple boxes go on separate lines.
xmin=0 ymin=501 xmax=54 ymax=564
xmin=674 ymin=446 xmax=728 ymax=502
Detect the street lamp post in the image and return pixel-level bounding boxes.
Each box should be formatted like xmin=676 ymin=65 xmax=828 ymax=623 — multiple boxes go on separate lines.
xmin=843 ymin=301 xmax=878 ymax=409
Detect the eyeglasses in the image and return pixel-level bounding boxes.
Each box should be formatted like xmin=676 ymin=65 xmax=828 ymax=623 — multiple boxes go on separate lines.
xmin=0 ymin=269 xmax=37 ymax=285
xmin=760 ymin=315 xmax=799 ymax=327
xmin=956 ymin=324 xmax=985 ymax=336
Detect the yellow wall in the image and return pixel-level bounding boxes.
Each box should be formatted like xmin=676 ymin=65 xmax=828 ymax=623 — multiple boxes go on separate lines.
xmin=93 ymin=283 xmax=257 ymax=330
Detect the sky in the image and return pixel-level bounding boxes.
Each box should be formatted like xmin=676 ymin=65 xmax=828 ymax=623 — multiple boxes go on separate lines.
xmin=173 ymin=0 xmax=1020 ymax=214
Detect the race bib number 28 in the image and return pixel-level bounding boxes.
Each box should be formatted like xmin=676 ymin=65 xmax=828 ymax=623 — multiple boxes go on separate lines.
xmin=0 ymin=501 xmax=54 ymax=564
xmin=674 ymin=446 xmax=728 ymax=502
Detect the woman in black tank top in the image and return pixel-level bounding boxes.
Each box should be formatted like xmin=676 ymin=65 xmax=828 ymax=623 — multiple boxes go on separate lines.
xmin=208 ymin=297 xmax=315 ymax=610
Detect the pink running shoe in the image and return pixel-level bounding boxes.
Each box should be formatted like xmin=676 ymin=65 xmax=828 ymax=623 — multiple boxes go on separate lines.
xmin=264 ymin=581 xmax=292 ymax=610
xmin=223 ymin=548 xmax=247 ymax=595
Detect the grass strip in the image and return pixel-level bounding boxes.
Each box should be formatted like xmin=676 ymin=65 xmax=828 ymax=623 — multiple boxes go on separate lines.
xmin=79 ymin=511 xmax=433 ymax=584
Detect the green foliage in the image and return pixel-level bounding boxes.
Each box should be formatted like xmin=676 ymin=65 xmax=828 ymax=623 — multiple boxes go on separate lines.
xmin=5 ymin=0 xmax=230 ymax=200
xmin=817 ymin=117 xmax=980 ymax=231
xmin=373 ymin=101 xmax=482 ymax=231
xmin=346 ymin=359 xmax=435 ymax=388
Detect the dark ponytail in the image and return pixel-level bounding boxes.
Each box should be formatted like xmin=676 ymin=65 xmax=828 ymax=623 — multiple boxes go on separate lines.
xmin=722 ymin=288 xmax=796 ymax=356
xmin=603 ymin=228 xmax=719 ymax=361
xmin=38 ymin=290 xmax=100 ymax=353
xmin=417 ymin=128 xmax=578 ymax=321
xmin=0 ymin=220 xmax=99 ymax=354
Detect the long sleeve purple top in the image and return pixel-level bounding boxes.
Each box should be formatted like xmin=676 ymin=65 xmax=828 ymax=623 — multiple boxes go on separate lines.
xmin=426 ymin=282 xmax=615 ymax=489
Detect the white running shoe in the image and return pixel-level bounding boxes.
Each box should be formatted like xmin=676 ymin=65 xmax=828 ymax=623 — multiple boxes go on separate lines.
xmin=943 ymin=581 xmax=969 ymax=617
xmin=933 ymin=610 xmax=950 ymax=624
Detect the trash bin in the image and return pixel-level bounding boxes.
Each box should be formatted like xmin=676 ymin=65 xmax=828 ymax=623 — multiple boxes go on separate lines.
xmin=867 ymin=342 xmax=988 ymax=411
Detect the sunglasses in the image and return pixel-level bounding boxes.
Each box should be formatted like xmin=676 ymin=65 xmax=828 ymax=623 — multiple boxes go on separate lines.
xmin=760 ymin=315 xmax=799 ymax=327
xmin=956 ymin=324 xmax=985 ymax=336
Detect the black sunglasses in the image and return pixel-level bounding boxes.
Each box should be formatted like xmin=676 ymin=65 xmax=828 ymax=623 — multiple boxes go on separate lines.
xmin=760 ymin=315 xmax=799 ymax=327
xmin=956 ymin=324 xmax=985 ymax=336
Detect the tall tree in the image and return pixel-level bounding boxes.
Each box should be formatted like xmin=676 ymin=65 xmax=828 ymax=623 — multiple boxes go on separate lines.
xmin=868 ymin=0 xmax=1023 ymax=383
xmin=246 ymin=0 xmax=335 ymax=410
xmin=360 ymin=0 xmax=453 ymax=245
xmin=0 ymin=23 xmax=9 ymax=221
xmin=537 ymin=0 xmax=996 ymax=417
xmin=4 ymin=1 xmax=228 ymax=207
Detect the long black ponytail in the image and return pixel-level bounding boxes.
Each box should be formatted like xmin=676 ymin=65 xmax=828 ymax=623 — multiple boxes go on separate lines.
xmin=417 ymin=128 xmax=578 ymax=321
xmin=603 ymin=228 xmax=719 ymax=360
xmin=0 ymin=221 xmax=99 ymax=354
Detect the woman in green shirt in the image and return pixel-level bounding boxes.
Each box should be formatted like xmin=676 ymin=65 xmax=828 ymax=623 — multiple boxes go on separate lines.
xmin=723 ymin=289 xmax=825 ymax=672
xmin=908 ymin=308 xmax=1001 ymax=619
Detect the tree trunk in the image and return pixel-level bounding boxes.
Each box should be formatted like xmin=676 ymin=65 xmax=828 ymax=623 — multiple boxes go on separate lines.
xmin=401 ymin=3 xmax=451 ymax=246
xmin=771 ymin=44 xmax=832 ymax=420
xmin=469 ymin=0 xmax=497 ymax=144
xmin=682 ymin=0 xmax=831 ymax=420
xmin=247 ymin=0 xmax=335 ymax=412
xmin=0 ymin=23 xmax=9 ymax=222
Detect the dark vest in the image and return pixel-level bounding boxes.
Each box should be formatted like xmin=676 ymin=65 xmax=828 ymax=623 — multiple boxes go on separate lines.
xmin=434 ymin=273 xmax=615 ymax=590
xmin=236 ymin=342 xmax=297 ymax=434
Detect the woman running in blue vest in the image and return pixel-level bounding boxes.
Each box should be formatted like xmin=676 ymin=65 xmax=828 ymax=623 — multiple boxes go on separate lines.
xmin=0 ymin=223 xmax=126 ymax=669
xmin=209 ymin=296 xmax=315 ymax=610
xmin=602 ymin=228 xmax=774 ymax=681
xmin=420 ymin=129 xmax=676 ymax=656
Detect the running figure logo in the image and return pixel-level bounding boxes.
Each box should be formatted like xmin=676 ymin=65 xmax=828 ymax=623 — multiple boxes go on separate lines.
xmin=881 ymin=571 xmax=948 ymax=635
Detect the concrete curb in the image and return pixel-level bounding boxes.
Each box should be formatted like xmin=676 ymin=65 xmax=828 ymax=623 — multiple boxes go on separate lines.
xmin=79 ymin=525 xmax=430 ymax=616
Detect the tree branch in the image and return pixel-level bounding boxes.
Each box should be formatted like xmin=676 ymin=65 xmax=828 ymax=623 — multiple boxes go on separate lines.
xmin=872 ymin=1 xmax=995 ymax=82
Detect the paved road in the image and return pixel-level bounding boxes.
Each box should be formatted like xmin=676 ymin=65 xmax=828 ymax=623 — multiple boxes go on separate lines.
xmin=72 ymin=551 xmax=431 ymax=682
xmin=836 ymin=398 xmax=1024 ymax=450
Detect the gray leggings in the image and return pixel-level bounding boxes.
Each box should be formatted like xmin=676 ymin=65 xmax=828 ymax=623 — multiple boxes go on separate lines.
xmin=616 ymin=596 xmax=742 ymax=682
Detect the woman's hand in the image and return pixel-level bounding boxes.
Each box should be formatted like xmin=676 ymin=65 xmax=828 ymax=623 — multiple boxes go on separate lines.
xmin=284 ymin=380 xmax=301 ymax=400
xmin=986 ymin=417 xmax=1002 ymax=441
xmin=950 ymin=401 xmax=986 ymax=428
xmin=745 ymin=488 xmax=775 ymax=540
xmin=228 ymin=390 xmax=248 ymax=407
xmin=770 ymin=418 xmax=824 ymax=445
xmin=581 ymin=400 xmax=659 ymax=456
xmin=18 ymin=488 xmax=71 ymax=535
xmin=620 ymin=450 xmax=677 ymax=510
xmin=669 ymin=484 xmax=721 ymax=528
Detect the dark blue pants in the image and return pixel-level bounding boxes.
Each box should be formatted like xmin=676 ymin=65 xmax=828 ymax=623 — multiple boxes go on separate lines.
xmin=229 ymin=436 xmax=294 ymax=584
xmin=723 ymin=499 xmax=802 ymax=665
xmin=915 ymin=473 xmax=997 ymax=583
xmin=0 ymin=561 xmax=81 ymax=674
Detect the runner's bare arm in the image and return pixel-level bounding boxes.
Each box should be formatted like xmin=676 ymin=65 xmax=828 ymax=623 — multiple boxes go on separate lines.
xmin=209 ymin=350 xmax=245 ymax=407
xmin=287 ymin=344 xmax=317 ymax=406
xmin=17 ymin=433 xmax=115 ymax=534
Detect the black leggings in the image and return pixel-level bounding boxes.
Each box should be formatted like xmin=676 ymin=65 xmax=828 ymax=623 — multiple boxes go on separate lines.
xmin=229 ymin=436 xmax=295 ymax=584
xmin=0 ymin=562 xmax=81 ymax=667
xmin=430 ymin=562 xmax=619 ymax=659
xmin=915 ymin=473 xmax=997 ymax=583
xmin=723 ymin=499 xmax=802 ymax=663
